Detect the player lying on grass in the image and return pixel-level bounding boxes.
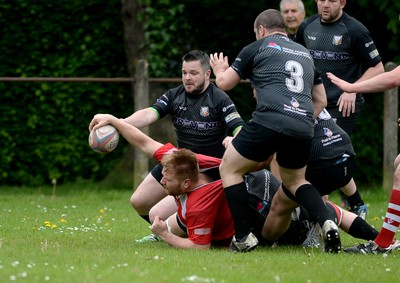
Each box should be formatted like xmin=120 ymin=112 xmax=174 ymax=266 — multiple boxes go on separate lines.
xmin=326 ymin=67 xmax=400 ymax=254
xmin=91 ymin=113 xmax=379 ymax=250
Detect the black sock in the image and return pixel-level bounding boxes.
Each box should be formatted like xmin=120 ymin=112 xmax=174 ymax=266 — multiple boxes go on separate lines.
xmin=347 ymin=217 xmax=378 ymax=240
xmin=139 ymin=214 xmax=151 ymax=224
xmin=294 ymin=183 xmax=330 ymax=227
xmin=346 ymin=190 xmax=364 ymax=210
xmin=224 ymin=182 xmax=250 ymax=240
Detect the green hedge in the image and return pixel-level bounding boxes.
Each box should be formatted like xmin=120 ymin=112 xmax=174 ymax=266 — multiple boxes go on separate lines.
xmin=0 ymin=1 xmax=132 ymax=186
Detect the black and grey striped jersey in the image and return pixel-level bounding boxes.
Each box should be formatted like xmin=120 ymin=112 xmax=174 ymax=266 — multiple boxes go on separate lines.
xmin=296 ymin=13 xmax=382 ymax=106
xmin=150 ymin=83 xmax=244 ymax=158
xmin=309 ymin=109 xmax=355 ymax=166
xmin=231 ymin=34 xmax=321 ymax=138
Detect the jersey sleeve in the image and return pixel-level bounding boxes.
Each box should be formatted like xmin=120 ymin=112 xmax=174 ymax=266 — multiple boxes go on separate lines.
xmin=231 ymin=40 xmax=263 ymax=80
xmin=153 ymin=143 xmax=220 ymax=169
xmin=149 ymin=89 xmax=174 ymax=119
xmin=212 ymin=85 xmax=244 ymax=134
xmin=196 ymin=153 xmax=221 ymax=170
xmin=185 ymin=191 xmax=219 ymax=245
xmin=348 ymin=22 xmax=382 ymax=69
xmin=152 ymin=143 xmax=177 ymax=162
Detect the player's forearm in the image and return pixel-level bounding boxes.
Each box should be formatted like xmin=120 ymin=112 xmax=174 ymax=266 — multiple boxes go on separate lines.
xmin=123 ymin=108 xmax=158 ymax=128
xmin=157 ymin=232 xmax=210 ymax=250
xmin=108 ymin=116 xmax=161 ymax=157
xmin=352 ymin=66 xmax=400 ymax=93
xmin=311 ymin=83 xmax=327 ymax=118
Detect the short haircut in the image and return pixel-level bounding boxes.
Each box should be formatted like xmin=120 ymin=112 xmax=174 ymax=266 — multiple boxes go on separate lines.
xmin=254 ymin=9 xmax=286 ymax=33
xmin=279 ymin=0 xmax=305 ymax=13
xmin=161 ymin=148 xmax=199 ymax=182
xmin=182 ymin=50 xmax=211 ymax=72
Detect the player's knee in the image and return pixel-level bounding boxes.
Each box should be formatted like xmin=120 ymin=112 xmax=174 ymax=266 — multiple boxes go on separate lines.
xmin=130 ymin=192 xmax=149 ymax=213
xmin=394 ymin=154 xmax=400 ymax=170
xmin=130 ymin=193 xmax=140 ymax=209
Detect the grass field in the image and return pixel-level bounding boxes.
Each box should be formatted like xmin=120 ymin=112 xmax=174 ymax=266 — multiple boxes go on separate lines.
xmin=1 ymin=182 xmax=399 ymax=283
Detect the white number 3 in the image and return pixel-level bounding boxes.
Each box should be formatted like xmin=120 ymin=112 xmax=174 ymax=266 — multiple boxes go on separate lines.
xmin=285 ymin=60 xmax=304 ymax=93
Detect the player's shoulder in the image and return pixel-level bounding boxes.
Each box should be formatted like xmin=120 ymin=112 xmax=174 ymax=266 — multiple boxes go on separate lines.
xmin=340 ymin=12 xmax=369 ymax=33
xmin=301 ymin=14 xmax=320 ymax=28
xmin=166 ymin=84 xmax=186 ymax=97
xmin=207 ymin=83 xmax=232 ymax=101
xmin=209 ymin=82 xmax=227 ymax=94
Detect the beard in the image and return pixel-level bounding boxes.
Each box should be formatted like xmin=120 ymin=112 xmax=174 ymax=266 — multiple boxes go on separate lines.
xmin=185 ymin=80 xmax=206 ymax=96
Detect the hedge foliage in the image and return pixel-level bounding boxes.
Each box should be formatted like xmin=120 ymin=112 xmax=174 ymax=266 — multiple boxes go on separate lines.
xmin=0 ymin=0 xmax=397 ymax=187
xmin=0 ymin=0 xmax=132 ymax=186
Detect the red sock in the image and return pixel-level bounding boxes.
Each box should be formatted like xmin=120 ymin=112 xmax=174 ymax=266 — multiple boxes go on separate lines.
xmin=374 ymin=189 xmax=400 ymax=248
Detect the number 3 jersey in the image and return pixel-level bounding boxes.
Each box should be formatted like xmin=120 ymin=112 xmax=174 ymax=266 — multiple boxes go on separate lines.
xmin=231 ymin=34 xmax=323 ymax=139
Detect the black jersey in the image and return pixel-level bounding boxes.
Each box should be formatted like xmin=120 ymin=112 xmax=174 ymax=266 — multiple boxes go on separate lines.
xmin=308 ymin=109 xmax=355 ymax=167
xmin=245 ymin=169 xmax=340 ymax=247
xmin=245 ymin=169 xmax=281 ymax=218
xmin=231 ymin=34 xmax=322 ymax=138
xmin=296 ymin=13 xmax=382 ymax=106
xmin=150 ymin=83 xmax=243 ymax=158
xmin=245 ymin=169 xmax=280 ymax=240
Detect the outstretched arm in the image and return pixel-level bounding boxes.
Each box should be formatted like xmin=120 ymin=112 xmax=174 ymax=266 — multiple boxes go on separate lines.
xmin=327 ymin=66 xmax=400 ymax=94
xmin=210 ymin=52 xmax=241 ymax=91
xmin=90 ymin=114 xmax=163 ymax=157
xmin=89 ymin=107 xmax=158 ymax=132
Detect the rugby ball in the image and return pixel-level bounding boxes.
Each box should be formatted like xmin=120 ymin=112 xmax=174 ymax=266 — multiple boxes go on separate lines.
xmin=89 ymin=125 xmax=119 ymax=154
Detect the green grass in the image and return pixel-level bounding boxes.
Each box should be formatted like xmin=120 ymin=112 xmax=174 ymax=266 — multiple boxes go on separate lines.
xmin=1 ymin=183 xmax=400 ymax=283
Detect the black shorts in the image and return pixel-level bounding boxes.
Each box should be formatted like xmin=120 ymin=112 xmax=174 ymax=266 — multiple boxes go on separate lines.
xmin=306 ymin=155 xmax=355 ymax=196
xmin=327 ymin=95 xmax=364 ymax=135
xmin=150 ymin=163 xmax=163 ymax=183
xmin=232 ymin=120 xmax=312 ymax=169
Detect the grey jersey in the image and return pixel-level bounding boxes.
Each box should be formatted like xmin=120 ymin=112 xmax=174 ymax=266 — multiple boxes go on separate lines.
xmin=296 ymin=13 xmax=382 ymax=106
xmin=151 ymin=83 xmax=244 ymax=158
xmin=231 ymin=34 xmax=322 ymax=138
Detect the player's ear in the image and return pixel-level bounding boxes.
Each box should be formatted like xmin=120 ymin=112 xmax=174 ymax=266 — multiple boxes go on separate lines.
xmin=205 ymin=69 xmax=211 ymax=79
xmin=183 ymin=178 xmax=191 ymax=190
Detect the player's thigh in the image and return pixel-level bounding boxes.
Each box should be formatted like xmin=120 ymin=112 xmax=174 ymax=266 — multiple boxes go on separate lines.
xmin=130 ymin=171 xmax=167 ymax=211
xmin=149 ymin=196 xmax=177 ymax=222
xmin=220 ymin=142 xmax=259 ymax=178
xmin=223 ymin=121 xmax=276 ymax=177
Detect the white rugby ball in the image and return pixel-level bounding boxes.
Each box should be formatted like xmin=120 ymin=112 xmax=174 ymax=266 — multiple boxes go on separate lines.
xmin=89 ymin=125 xmax=119 ymax=154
